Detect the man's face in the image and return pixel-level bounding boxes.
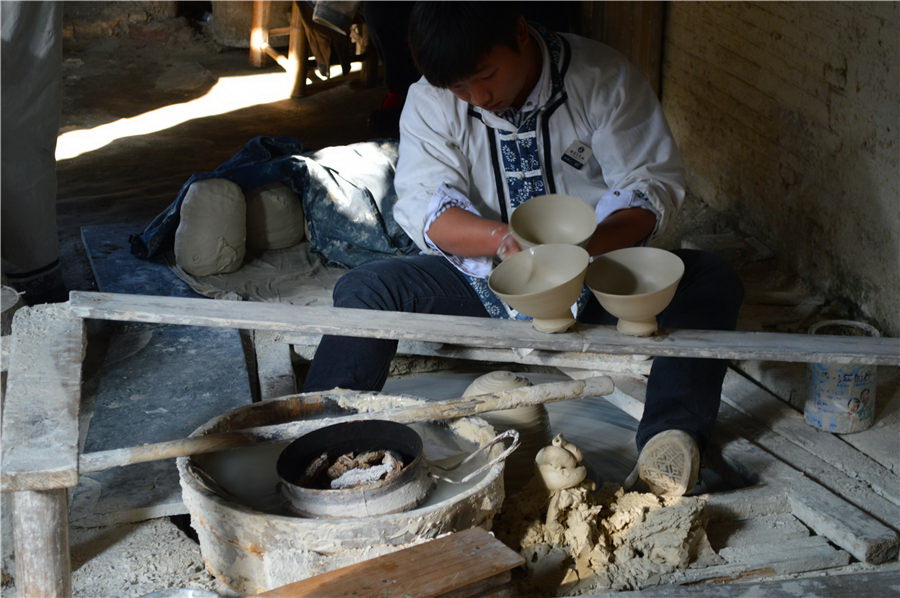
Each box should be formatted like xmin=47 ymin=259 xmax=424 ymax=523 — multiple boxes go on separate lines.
xmin=447 ymin=19 xmax=537 ymax=112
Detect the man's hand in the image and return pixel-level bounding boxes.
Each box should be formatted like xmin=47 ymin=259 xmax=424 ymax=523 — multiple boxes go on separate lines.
xmin=585 ymin=208 xmax=657 ymax=256
xmin=427 ymin=207 xmax=522 ymax=258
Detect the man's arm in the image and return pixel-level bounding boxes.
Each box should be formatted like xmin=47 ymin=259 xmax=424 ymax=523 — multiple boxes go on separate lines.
xmin=584 ymin=207 xmax=656 ymax=256
xmin=427 ymin=207 xmax=520 ymax=258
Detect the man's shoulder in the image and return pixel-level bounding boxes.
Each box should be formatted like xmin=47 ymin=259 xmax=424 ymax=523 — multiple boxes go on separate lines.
xmin=401 ymin=78 xmax=469 ymax=137
xmin=558 ymin=31 xmax=631 ymax=73
xmin=405 ymin=78 xmax=469 ymax=123
xmin=407 ymin=78 xmax=463 ymax=110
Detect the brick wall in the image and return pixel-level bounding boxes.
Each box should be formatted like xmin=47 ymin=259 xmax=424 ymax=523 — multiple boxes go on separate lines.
xmin=662 ymin=2 xmax=899 ymax=335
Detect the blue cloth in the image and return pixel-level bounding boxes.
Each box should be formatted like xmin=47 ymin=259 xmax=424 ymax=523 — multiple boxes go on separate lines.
xmin=130 ymin=136 xmax=417 ymax=268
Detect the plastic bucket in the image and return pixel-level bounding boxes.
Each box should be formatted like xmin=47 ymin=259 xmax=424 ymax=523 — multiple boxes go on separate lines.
xmin=804 ymin=320 xmax=879 ymax=434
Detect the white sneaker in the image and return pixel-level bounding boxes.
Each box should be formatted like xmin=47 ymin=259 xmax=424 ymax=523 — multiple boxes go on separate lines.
xmin=637 ymin=430 xmax=700 ymax=496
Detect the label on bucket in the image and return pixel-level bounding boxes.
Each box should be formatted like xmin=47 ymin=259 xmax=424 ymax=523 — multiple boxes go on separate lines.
xmin=805 ymin=363 xmax=876 ymax=434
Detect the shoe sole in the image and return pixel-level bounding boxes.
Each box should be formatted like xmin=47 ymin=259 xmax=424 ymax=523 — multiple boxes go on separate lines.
xmin=637 ymin=430 xmax=700 ymax=496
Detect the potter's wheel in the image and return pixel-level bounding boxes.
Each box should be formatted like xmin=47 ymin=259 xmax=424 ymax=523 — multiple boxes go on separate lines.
xmin=192 ymin=418 xmax=486 ymax=516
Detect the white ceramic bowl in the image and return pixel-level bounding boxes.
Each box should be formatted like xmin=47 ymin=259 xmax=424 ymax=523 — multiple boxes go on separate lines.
xmin=509 ymin=194 xmax=596 ymax=249
xmin=489 ymin=244 xmax=590 ymax=333
xmin=585 ymin=247 xmax=684 ymax=336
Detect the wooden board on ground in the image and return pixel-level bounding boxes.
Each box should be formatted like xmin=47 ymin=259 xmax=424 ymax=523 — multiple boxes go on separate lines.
xmin=676 ymin=534 xmax=850 ymax=584
xmin=1 ymin=304 xmax=84 ymax=491
xmin=737 ymin=360 xmax=900 ymax=475
xmin=717 ymin=401 xmax=900 ymax=531
xmin=705 ymin=513 xmax=810 ymax=550
xmin=255 ymin=527 xmax=524 ymax=597
xmin=715 ymin=432 xmax=898 ymax=564
xmin=69 ymin=292 xmax=900 ymax=365
xmin=70 ymin=228 xmax=253 ymax=525
xmin=604 ymin=374 xmax=897 ymax=565
xmin=588 ymin=568 xmax=900 ymax=597
xmin=721 ymin=369 xmax=900 ymax=507
xmin=69 ymin=323 xmax=252 ymax=526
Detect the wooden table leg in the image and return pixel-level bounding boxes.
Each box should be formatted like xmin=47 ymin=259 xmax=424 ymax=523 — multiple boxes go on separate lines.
xmin=289 ymin=1 xmax=307 ymax=98
xmin=250 ymin=0 xmax=272 ymax=68
xmin=12 ymin=489 xmax=71 ymax=597
xmin=253 ymin=329 xmax=296 ymax=400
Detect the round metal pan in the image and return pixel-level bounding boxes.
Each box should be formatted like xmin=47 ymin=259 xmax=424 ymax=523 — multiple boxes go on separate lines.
xmin=276 ymin=419 xmax=433 ymax=518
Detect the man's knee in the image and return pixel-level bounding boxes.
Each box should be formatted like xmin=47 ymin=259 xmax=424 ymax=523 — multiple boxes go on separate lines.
xmin=678 ymin=249 xmax=744 ymax=307
xmin=332 ymin=258 xmax=409 ymax=311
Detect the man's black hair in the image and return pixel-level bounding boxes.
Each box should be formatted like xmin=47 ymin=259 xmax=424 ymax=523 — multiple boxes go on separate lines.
xmin=407 ymin=1 xmax=523 ymax=88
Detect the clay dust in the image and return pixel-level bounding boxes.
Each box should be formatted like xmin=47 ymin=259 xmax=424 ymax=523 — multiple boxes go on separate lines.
xmin=493 ymin=478 xmax=722 ymax=596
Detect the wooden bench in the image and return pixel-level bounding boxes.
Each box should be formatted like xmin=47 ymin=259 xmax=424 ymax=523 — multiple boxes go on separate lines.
xmin=2 ymin=291 xmax=897 ymax=596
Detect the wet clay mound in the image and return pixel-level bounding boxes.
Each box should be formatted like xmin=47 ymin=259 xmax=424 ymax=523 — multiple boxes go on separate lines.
xmin=495 ymin=481 xmax=721 ymax=596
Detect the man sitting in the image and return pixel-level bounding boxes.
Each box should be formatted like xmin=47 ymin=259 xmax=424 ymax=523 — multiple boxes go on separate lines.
xmin=304 ymin=1 xmax=743 ymax=497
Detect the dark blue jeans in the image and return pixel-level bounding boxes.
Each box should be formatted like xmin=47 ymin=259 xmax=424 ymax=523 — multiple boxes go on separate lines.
xmin=303 ymin=249 xmax=744 ymax=452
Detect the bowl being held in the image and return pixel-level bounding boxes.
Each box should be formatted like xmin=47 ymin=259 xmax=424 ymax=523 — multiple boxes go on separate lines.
xmin=489 ymin=244 xmax=590 ymax=333
xmin=586 ymin=247 xmax=684 ymax=337
xmin=509 ymin=194 xmax=596 ymax=249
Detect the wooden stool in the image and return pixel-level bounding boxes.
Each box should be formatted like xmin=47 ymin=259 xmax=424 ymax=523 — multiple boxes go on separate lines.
xmin=249 ymin=0 xmax=377 ymax=98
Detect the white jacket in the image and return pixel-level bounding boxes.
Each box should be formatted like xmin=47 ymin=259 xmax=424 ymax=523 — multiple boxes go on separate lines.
xmin=394 ymin=27 xmax=685 ymax=254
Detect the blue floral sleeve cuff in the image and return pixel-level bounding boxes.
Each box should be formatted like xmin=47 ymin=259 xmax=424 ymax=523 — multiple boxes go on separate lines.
xmin=423 ymin=183 xmax=494 ymax=278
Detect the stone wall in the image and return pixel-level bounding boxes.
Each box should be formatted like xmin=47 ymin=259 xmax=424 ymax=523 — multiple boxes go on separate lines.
xmin=662 ymin=2 xmax=899 ymax=335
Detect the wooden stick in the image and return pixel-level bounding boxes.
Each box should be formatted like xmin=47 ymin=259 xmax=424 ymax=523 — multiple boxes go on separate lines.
xmin=78 ymin=375 xmax=614 ymax=474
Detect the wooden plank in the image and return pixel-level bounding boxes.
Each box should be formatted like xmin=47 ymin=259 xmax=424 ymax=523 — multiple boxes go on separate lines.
xmin=706 ymin=513 xmax=810 ymax=549
xmin=609 ymin=375 xmax=898 ymax=564
xmin=69 ymin=323 xmax=251 ymax=526
xmin=723 ymin=369 xmax=900 ymax=506
xmin=718 ymin=401 xmax=900 ymax=531
xmin=68 ymin=292 xmax=900 ymax=365
xmin=1 ymin=304 xmax=84 ymax=491
xmin=676 ymin=535 xmax=850 ymax=583
xmin=738 ymin=360 xmax=900 ymax=475
xmin=594 ymin=568 xmax=900 ymax=597
xmin=789 ymin=491 xmax=898 ymax=565
xmin=716 ymin=432 xmax=898 ymax=564
xmin=255 ymin=527 xmax=524 ymax=597
xmin=283 ymin=331 xmax=653 ymax=376
xmin=12 ymin=489 xmax=71 ymax=598
xmin=703 ymin=485 xmax=791 ymax=521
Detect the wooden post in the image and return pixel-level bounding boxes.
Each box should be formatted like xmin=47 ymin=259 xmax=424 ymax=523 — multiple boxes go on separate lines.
xmin=2 ymin=305 xmax=84 ymax=595
xmin=288 ymin=0 xmax=307 ymax=98
xmin=11 ymin=489 xmax=71 ymax=597
xmin=253 ymin=330 xmax=296 ymax=400
xmin=249 ymin=0 xmax=271 ymax=68
xmin=362 ymin=24 xmax=380 ymax=88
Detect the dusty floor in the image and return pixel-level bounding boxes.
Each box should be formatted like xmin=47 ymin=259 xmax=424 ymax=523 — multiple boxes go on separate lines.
xmin=4 ymin=10 xmax=896 ymax=598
